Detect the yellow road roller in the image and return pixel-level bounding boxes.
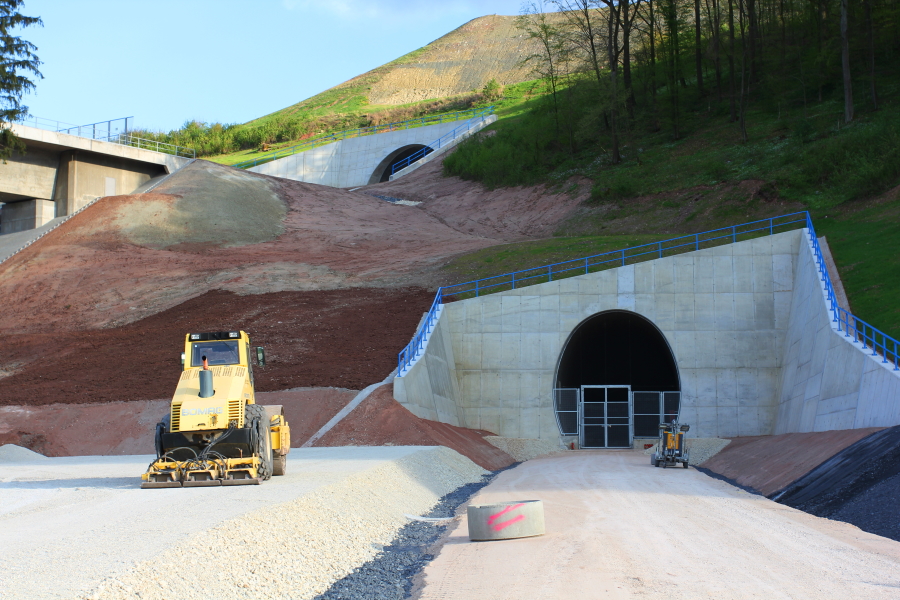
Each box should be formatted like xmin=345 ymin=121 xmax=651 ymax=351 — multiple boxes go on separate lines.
xmin=142 ymin=331 xmax=290 ymax=488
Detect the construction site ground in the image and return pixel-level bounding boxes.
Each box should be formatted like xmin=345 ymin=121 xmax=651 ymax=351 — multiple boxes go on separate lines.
xmin=0 ymin=445 xmax=487 ymax=600
xmin=417 ymin=450 xmax=900 ymax=600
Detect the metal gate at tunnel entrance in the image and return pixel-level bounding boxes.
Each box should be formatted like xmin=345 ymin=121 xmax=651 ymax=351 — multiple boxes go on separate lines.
xmin=553 ymin=388 xmax=682 ymax=448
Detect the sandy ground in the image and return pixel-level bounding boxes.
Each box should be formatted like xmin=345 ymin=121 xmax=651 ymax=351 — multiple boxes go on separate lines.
xmin=0 ymin=446 xmax=486 ymax=600
xmin=416 ymin=451 xmax=900 ymax=600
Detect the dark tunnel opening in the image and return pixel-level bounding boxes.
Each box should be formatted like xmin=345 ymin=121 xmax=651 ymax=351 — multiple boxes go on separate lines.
xmin=371 ymin=144 xmax=433 ymax=184
xmin=556 ymin=310 xmax=681 ymax=442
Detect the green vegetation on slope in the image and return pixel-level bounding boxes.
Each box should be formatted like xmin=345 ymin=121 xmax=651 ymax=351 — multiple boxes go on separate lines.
xmin=439 ymin=1 xmax=900 ymax=339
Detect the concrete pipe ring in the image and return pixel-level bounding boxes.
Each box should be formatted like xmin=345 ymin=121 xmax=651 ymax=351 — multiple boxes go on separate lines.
xmin=467 ymin=500 xmax=545 ymax=541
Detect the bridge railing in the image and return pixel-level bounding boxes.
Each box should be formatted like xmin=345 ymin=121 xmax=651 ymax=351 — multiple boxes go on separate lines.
xmin=398 ymin=211 xmax=900 ymax=375
xmin=389 ymin=108 xmax=495 ymax=176
xmin=109 ymin=132 xmax=196 ymax=158
xmin=19 ymin=115 xmax=133 ymax=141
xmin=232 ymin=106 xmax=496 ymax=170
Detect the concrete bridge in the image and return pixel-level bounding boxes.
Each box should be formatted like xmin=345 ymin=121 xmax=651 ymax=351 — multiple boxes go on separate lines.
xmin=0 ymin=124 xmax=192 ymax=234
xmin=248 ymin=114 xmax=497 ymax=188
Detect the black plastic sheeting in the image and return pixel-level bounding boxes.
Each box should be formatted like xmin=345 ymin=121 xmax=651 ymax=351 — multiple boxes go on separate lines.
xmin=771 ymin=425 xmax=900 ymax=542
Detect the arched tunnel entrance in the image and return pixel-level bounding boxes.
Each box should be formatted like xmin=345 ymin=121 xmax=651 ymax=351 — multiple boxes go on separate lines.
xmin=368 ymin=144 xmax=433 ymax=184
xmin=554 ymin=310 xmax=681 ymax=448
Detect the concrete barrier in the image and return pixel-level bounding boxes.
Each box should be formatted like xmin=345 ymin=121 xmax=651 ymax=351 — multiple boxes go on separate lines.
xmin=467 ymin=500 xmax=545 ymax=541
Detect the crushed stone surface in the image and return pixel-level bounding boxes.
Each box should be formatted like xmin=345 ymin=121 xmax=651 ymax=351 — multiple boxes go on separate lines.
xmin=312 ymin=468 xmax=511 ymax=600
xmin=482 ymin=436 xmax=565 ymax=462
xmin=642 ymin=437 xmax=731 ymax=465
xmin=0 ymin=446 xmax=485 ymax=600
xmin=830 ymin=471 xmax=900 ymax=542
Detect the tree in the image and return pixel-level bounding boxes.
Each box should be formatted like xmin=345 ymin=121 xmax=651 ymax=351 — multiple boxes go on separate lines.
xmin=517 ymin=3 xmax=568 ymax=136
xmin=0 ymin=0 xmax=42 ymax=162
xmin=840 ymin=0 xmax=853 ymax=122
xmin=551 ymin=0 xmax=624 ymax=163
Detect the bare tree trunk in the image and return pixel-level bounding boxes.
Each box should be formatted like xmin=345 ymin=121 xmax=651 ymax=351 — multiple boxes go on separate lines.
xmin=728 ymin=0 xmax=737 ymax=121
xmin=840 ymin=0 xmax=853 ymax=122
xmin=695 ymin=0 xmax=704 ymax=94
xmin=864 ymin=0 xmax=878 ymax=110
xmin=738 ymin=0 xmax=748 ymax=141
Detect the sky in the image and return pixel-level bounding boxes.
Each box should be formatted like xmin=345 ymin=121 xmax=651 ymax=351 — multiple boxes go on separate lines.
xmin=22 ymin=0 xmax=526 ymax=132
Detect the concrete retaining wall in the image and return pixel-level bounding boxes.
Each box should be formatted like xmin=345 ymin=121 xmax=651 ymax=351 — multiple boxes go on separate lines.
xmin=396 ymin=230 xmax=808 ymax=440
xmin=249 ymin=116 xmax=495 ymax=188
xmin=775 ymin=232 xmax=900 ymax=432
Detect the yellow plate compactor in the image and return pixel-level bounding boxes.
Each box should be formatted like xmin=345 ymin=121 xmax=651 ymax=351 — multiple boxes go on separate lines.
xmin=652 ymin=421 xmax=690 ymax=468
xmin=142 ymin=331 xmax=290 ymax=488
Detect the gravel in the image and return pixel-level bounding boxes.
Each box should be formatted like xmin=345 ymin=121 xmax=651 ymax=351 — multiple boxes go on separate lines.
xmin=482 ymin=437 xmax=565 ymax=462
xmin=80 ymin=447 xmax=485 ymax=600
xmin=642 ymin=437 xmax=731 ymax=465
xmin=0 ymin=443 xmax=49 ymax=463
xmin=830 ymin=471 xmax=900 ymax=542
xmin=311 ymin=468 xmax=513 ymax=600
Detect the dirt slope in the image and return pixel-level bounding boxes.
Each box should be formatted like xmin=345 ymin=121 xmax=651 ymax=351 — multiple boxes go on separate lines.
xmin=363 ymin=158 xmax=589 ymax=241
xmin=316 ymin=384 xmax=515 ymax=471
xmin=0 ymin=287 xmax=433 ymax=407
xmin=0 ymin=160 xmax=497 ymax=335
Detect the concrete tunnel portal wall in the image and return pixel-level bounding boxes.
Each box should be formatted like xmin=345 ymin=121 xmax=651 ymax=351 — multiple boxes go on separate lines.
xmin=393 ymin=228 xmax=900 ymax=446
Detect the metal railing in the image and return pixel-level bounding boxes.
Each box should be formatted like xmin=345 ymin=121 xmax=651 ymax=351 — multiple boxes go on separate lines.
xmin=232 ymin=106 xmax=496 ymax=170
xmin=398 ymin=211 xmax=900 ymax=375
xmin=19 ymin=115 xmax=133 ymax=141
xmin=15 ymin=115 xmax=197 ymax=158
xmin=110 ymin=132 xmax=196 ymax=158
xmin=805 ymin=214 xmax=900 ymax=371
xmin=389 ymin=109 xmax=495 ymax=176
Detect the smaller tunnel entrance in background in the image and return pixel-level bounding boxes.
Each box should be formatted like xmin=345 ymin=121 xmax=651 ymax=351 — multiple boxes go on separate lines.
xmin=368 ymin=144 xmax=433 ymax=184
xmin=554 ymin=310 xmax=681 ymax=447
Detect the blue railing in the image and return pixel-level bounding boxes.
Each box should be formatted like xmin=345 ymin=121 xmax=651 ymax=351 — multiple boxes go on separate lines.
xmin=389 ymin=108 xmax=495 ymax=176
xmin=397 ymin=211 xmax=900 ymax=375
xmin=232 ymin=106 xmax=495 ymax=170
xmin=805 ymin=214 xmax=899 ymax=371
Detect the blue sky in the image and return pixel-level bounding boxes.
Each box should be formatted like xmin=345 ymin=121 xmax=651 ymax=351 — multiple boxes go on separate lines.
xmin=23 ymin=0 xmax=524 ymax=132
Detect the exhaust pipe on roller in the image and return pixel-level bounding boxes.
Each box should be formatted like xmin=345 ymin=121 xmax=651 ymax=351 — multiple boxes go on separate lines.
xmin=199 ymin=355 xmax=214 ymax=398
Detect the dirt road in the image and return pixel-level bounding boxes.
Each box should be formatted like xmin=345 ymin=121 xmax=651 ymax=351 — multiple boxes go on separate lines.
xmin=418 ymin=451 xmax=900 ymax=600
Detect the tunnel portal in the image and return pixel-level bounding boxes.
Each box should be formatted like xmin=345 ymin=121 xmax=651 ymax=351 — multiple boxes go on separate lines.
xmin=554 ymin=310 xmax=681 ymax=448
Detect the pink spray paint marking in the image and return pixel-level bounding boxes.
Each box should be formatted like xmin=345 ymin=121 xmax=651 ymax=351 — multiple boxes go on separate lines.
xmin=487 ymin=503 xmax=526 ymax=532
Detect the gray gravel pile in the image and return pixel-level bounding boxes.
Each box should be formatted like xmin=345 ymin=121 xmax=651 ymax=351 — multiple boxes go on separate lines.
xmin=483 ymin=437 xmax=565 ymax=462
xmin=80 ymin=447 xmax=485 ymax=600
xmin=0 ymin=444 xmax=49 ymax=463
xmin=643 ymin=438 xmax=731 ymax=465
xmin=311 ymin=469 xmax=509 ymax=600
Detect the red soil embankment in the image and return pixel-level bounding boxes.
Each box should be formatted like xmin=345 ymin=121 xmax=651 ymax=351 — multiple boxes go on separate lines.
xmin=0 ymin=287 xmax=432 ymax=407
xmin=0 ymin=388 xmax=359 ymax=457
xmin=316 ymin=384 xmax=515 ymax=471
xmin=700 ymin=428 xmax=884 ymax=496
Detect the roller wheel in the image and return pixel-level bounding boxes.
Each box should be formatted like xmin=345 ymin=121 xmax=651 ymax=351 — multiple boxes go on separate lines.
xmin=683 ymin=461 xmax=689 ymax=469
xmin=154 ymin=413 xmax=171 ymax=458
xmin=245 ymin=404 xmax=273 ymax=480
xmin=273 ymin=453 xmax=286 ymax=476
